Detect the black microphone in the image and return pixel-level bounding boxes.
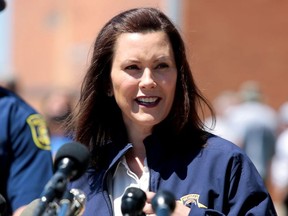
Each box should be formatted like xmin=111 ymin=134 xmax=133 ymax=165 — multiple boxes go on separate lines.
xmin=151 ymin=190 xmax=176 ymax=216
xmin=121 ymin=187 xmax=147 ymax=216
xmin=0 ymin=0 xmax=6 ymax=12
xmin=33 ymin=142 xmax=90 ymax=216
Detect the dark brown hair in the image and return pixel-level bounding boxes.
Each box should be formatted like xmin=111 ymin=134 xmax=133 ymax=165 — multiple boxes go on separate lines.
xmin=67 ymin=7 xmax=214 ymax=168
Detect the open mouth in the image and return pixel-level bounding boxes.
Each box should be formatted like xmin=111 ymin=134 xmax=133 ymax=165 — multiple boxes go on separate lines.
xmin=135 ymin=96 xmax=161 ymax=107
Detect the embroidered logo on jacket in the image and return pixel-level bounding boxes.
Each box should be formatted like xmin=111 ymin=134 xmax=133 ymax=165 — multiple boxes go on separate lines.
xmin=180 ymin=194 xmax=207 ymax=208
xmin=26 ymin=114 xmax=51 ymax=150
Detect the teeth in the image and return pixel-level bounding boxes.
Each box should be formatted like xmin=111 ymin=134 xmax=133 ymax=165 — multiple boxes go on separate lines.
xmin=137 ymin=97 xmax=158 ymax=103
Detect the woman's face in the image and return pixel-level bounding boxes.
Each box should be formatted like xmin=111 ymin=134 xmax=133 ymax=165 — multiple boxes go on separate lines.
xmin=110 ymin=31 xmax=177 ymax=133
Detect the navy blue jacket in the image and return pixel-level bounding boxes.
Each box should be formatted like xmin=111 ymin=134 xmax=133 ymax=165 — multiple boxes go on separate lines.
xmin=69 ymin=133 xmax=277 ymax=215
xmin=0 ymin=87 xmax=53 ymax=214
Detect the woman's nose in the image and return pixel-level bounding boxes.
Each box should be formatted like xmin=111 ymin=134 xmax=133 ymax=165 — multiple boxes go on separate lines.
xmin=139 ymin=68 xmax=157 ymax=89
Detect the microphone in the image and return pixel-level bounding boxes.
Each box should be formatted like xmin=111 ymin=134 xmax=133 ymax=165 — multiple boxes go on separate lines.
xmin=67 ymin=188 xmax=86 ymax=216
xmin=151 ymin=190 xmax=176 ymax=216
xmin=57 ymin=188 xmax=86 ymax=216
xmin=121 ymin=187 xmax=147 ymax=216
xmin=33 ymin=142 xmax=90 ymax=216
xmin=57 ymin=190 xmax=74 ymax=216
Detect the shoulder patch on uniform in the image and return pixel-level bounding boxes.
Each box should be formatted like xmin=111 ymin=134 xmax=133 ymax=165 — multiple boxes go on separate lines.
xmin=26 ymin=114 xmax=51 ymax=150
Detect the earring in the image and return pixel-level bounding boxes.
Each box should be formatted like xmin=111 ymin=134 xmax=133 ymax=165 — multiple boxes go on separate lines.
xmin=107 ymin=90 xmax=113 ymax=97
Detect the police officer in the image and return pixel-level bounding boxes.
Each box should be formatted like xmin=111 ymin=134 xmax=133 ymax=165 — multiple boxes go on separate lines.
xmin=0 ymin=86 xmax=53 ymax=216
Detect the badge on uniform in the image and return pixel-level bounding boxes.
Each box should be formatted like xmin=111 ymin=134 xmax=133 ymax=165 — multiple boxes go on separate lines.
xmin=180 ymin=194 xmax=207 ymax=208
xmin=26 ymin=114 xmax=51 ymax=150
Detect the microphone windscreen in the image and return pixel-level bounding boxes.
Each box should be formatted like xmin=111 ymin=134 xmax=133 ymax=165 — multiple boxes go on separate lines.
xmin=54 ymin=142 xmax=90 ymax=180
xmin=152 ymin=190 xmax=176 ymax=213
xmin=121 ymin=187 xmax=146 ymax=215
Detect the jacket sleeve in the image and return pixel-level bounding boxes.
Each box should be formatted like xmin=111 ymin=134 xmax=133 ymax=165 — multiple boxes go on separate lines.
xmin=7 ymin=102 xmax=53 ymax=212
xmin=189 ymin=152 xmax=277 ymax=216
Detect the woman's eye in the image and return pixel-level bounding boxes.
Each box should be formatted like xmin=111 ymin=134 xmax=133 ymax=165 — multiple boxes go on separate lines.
xmin=155 ymin=63 xmax=169 ymax=69
xmin=125 ymin=65 xmax=140 ymax=70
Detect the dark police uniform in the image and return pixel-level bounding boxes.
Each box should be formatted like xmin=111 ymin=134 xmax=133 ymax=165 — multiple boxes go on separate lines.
xmin=0 ymin=87 xmax=53 ymax=215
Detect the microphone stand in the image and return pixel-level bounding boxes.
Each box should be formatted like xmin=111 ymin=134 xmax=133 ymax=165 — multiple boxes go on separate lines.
xmin=42 ymin=201 xmax=58 ymax=216
xmin=33 ymin=173 xmax=68 ymax=216
xmin=57 ymin=188 xmax=86 ymax=216
xmin=57 ymin=191 xmax=74 ymax=216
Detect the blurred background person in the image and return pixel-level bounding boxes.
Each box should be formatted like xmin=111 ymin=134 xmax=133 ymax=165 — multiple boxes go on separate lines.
xmin=226 ymin=80 xmax=277 ymax=184
xmin=41 ymin=89 xmax=74 ymax=158
xmin=205 ymin=90 xmax=241 ymax=145
xmin=270 ymin=101 xmax=288 ymax=216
